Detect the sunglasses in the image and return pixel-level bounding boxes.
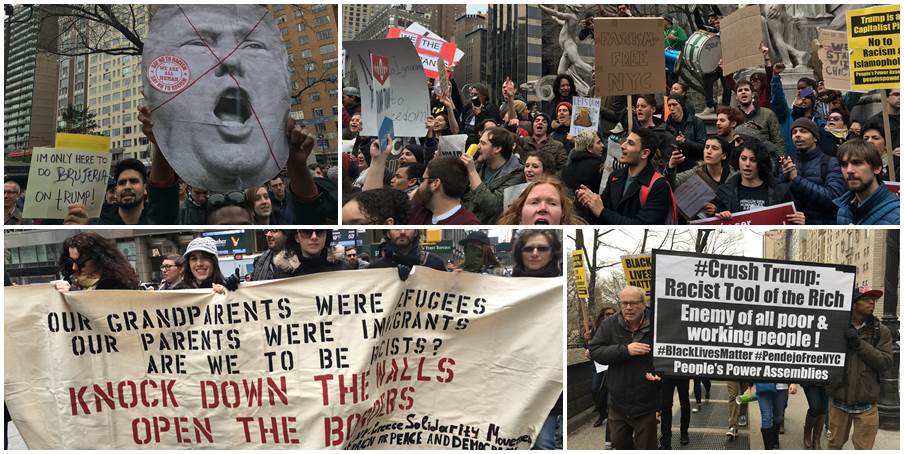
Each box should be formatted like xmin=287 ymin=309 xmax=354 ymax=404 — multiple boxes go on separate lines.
xmin=207 ymin=191 xmax=246 ymax=209
xmin=827 ymin=115 xmax=843 ymax=121
xmin=65 ymin=255 xmax=92 ymax=270
xmin=299 ymin=229 xmax=329 ymax=237
xmin=523 ymin=245 xmax=551 ymax=253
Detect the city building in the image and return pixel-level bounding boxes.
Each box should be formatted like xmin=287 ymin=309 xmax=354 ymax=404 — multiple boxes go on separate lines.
xmin=485 ymin=4 xmax=543 ymax=105
xmin=351 ymin=5 xmax=432 ymax=41
xmin=426 ymin=5 xmax=467 ymax=42
xmin=342 ymin=4 xmax=380 ymax=41
xmin=269 ymin=4 xmax=339 ymax=166
xmin=763 ymin=229 xmax=895 ymax=316
xmin=4 ymin=5 xmax=60 ymax=152
xmin=452 ymin=14 xmax=487 ymax=89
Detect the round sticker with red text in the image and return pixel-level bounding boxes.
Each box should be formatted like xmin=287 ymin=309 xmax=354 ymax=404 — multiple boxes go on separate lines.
xmin=147 ymin=55 xmax=190 ymax=93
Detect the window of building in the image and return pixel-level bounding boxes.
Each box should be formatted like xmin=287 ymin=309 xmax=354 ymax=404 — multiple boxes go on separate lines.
xmin=302 ymin=49 xmax=312 ymax=58
xmin=310 ymin=93 xmax=320 ymax=102
xmin=319 ymin=43 xmax=336 ymax=54
xmin=297 ymin=23 xmax=305 ymax=32
xmin=298 ymin=35 xmax=309 ymax=45
xmin=314 ymin=15 xmax=330 ymax=26
xmin=323 ymin=58 xmax=338 ymax=69
xmin=277 ymin=15 xmax=286 ymax=24
xmin=304 ymin=63 xmax=316 ymax=72
xmin=316 ymin=30 xmax=332 ymax=40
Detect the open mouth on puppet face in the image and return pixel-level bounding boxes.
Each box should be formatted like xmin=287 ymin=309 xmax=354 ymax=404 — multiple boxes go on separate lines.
xmin=213 ymin=87 xmax=253 ymax=142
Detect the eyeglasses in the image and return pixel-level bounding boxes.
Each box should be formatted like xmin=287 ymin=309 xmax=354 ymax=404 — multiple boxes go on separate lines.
xmin=160 ymin=264 xmax=177 ymax=270
xmin=523 ymin=245 xmax=551 ymax=253
xmin=299 ymin=229 xmax=329 ymax=238
xmin=207 ymin=191 xmax=246 ymax=209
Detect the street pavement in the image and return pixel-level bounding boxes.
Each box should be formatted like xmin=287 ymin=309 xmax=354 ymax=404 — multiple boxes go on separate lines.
xmin=567 ymin=381 xmax=900 ymax=450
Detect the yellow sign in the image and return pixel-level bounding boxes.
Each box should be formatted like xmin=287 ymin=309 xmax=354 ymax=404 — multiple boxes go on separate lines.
xmin=847 ymin=5 xmax=900 ymax=90
xmin=621 ymin=254 xmax=652 ymax=297
xmin=55 ymin=133 xmax=111 ymax=153
xmin=571 ymin=250 xmax=589 ymax=299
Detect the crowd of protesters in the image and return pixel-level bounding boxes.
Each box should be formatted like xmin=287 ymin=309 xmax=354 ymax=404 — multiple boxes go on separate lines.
xmin=5 ymin=106 xmax=338 ymax=226
xmin=342 ymin=5 xmax=899 ymax=226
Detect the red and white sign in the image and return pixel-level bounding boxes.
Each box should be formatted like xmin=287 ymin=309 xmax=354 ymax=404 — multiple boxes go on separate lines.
xmin=690 ymin=202 xmax=798 ymax=225
xmin=371 ymin=53 xmax=390 ymax=86
xmin=387 ymin=27 xmax=457 ymax=79
xmin=146 ymin=55 xmax=190 ymax=93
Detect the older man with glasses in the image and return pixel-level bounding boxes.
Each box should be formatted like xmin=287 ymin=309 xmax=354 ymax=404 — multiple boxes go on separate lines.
xmin=589 ymin=285 xmax=660 ymax=450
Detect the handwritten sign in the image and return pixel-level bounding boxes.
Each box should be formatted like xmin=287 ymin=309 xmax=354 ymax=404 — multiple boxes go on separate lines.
xmin=22 ymin=133 xmax=111 ymax=219
xmin=4 ymin=268 xmax=562 ymax=449
xmin=815 ymin=29 xmax=852 ymax=91
xmin=345 ymin=39 xmax=429 ymax=138
xmin=594 ymin=18 xmax=665 ymax=97
xmin=387 ymin=27 xmax=458 ymax=80
xmin=847 ymin=5 xmax=900 ymax=91
xmin=569 ymin=97 xmax=601 ymax=137
xmin=571 ymin=250 xmax=589 ymax=299
xmin=720 ymin=5 xmax=765 ymax=74
xmin=621 ymin=254 xmax=652 ymax=297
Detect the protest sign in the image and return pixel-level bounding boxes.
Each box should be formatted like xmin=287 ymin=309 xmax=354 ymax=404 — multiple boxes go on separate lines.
xmin=437 ymin=134 xmax=469 ymax=156
xmin=720 ymin=6 xmax=766 ymax=74
xmin=600 ymin=138 xmax=625 ymax=190
xmin=404 ymin=22 xmax=465 ymax=65
xmin=142 ymin=5 xmax=291 ymax=192
xmin=815 ymin=29 xmax=852 ymax=91
xmin=571 ymin=250 xmax=590 ymax=300
xmin=22 ymin=133 xmax=111 ymax=220
xmin=652 ymin=249 xmax=855 ymax=383
xmin=503 ymin=182 xmax=529 ymax=211
xmin=690 ymin=202 xmax=797 ymax=225
xmin=673 ymin=173 xmax=717 ymax=220
xmin=387 ymin=27 xmax=458 ymax=80
xmin=569 ymin=97 xmax=601 ymax=137
xmin=594 ymin=17 xmax=665 ymax=97
xmin=621 ymin=254 xmax=652 ymax=297
xmin=846 ymin=5 xmax=900 ymax=91
xmin=345 ymin=39 xmax=430 ymax=139
xmin=4 ymin=268 xmax=562 ymax=449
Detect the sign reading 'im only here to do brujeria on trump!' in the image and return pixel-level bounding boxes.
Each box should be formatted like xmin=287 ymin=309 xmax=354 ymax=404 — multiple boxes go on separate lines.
xmin=652 ymin=250 xmax=855 ymax=384
xmin=4 ymin=268 xmax=562 ymax=449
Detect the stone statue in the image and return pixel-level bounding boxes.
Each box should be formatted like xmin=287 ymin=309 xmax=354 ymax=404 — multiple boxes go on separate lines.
xmin=762 ymin=4 xmax=812 ymax=69
xmin=538 ymin=4 xmax=594 ymax=95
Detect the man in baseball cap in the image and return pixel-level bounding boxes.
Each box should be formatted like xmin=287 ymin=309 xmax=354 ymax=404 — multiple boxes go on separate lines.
xmin=825 ymin=286 xmax=892 ymax=449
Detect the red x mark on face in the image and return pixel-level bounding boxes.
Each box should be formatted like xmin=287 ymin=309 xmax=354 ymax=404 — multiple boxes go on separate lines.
xmin=149 ymin=6 xmax=280 ymax=170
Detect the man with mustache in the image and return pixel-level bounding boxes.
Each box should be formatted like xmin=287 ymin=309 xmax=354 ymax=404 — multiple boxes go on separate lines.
xmin=833 ymin=139 xmax=900 ymax=225
xmin=461 ymin=127 xmax=525 ymax=224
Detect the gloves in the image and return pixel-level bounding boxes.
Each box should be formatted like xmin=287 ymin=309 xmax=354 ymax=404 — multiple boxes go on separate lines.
xmin=223 ymin=274 xmax=240 ymax=291
xmin=844 ymin=328 xmax=860 ymax=350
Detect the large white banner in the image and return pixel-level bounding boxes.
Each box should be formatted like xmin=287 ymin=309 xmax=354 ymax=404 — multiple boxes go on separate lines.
xmin=5 ymin=268 xmax=562 ymax=449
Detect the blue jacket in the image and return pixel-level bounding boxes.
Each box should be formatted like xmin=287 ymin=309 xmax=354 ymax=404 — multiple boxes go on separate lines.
xmin=770 ymin=74 xmax=795 ymax=159
xmin=786 ymin=149 xmax=846 ymax=224
xmin=834 ymin=183 xmax=900 ymax=225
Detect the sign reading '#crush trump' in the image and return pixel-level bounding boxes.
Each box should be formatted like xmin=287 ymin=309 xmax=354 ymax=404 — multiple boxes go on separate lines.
xmin=4 ymin=268 xmax=562 ymax=449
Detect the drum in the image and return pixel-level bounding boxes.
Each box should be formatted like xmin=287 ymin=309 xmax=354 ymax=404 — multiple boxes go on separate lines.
xmin=683 ymin=30 xmax=721 ymax=75
xmin=665 ymin=49 xmax=681 ymax=73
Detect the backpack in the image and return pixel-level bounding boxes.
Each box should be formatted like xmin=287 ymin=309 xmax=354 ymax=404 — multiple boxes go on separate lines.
xmin=639 ymin=171 xmax=678 ymax=224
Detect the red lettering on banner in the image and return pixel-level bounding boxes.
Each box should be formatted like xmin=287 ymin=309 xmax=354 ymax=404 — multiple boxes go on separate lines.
xmin=200 ymin=377 xmax=288 ymax=408
xmin=68 ymin=380 xmax=180 ymax=416
xmin=131 ymin=416 xmax=213 ymax=445
xmin=236 ymin=416 xmax=301 ymax=444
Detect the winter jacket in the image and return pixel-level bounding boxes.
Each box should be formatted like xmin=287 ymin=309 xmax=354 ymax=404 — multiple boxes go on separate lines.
xmin=589 ymin=309 xmax=660 ymax=417
xmin=786 ymin=148 xmax=846 ymax=224
xmin=834 ymin=183 xmax=901 ymax=225
xmin=826 ymin=315 xmax=893 ymax=405
xmin=462 ymin=155 xmax=526 ymax=225
xmin=593 ymin=164 xmax=673 ymax=225
xmin=741 ymin=105 xmax=786 ymax=156
xmin=369 ymin=238 xmax=447 ymax=272
xmin=770 ymin=74 xmax=796 ymax=158
xmin=520 ymin=136 xmax=568 ymax=172
xmin=97 ymin=178 xmax=179 ymax=225
xmin=562 ymin=150 xmax=604 ymax=194
xmin=287 ymin=177 xmax=338 ymax=225
xmin=665 ymin=112 xmax=707 ymax=168
xmin=178 ymin=199 xmax=207 ymax=225
xmin=715 ymin=173 xmax=792 ymax=214
xmin=251 ymin=249 xmax=301 ymax=281
xmin=550 ymin=124 xmax=574 ymax=153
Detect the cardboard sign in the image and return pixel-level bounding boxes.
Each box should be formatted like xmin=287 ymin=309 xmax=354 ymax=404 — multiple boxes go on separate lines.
xmin=571 ymin=250 xmax=590 ymax=299
xmin=387 ymin=27 xmax=458 ymax=80
xmin=719 ymin=5 xmax=766 ymax=75
xmin=345 ymin=39 xmax=430 ymax=139
xmin=22 ymin=133 xmax=111 ymax=220
xmin=847 ymin=5 xmax=901 ymax=90
xmin=142 ymin=5 xmax=291 ymax=192
xmin=690 ymin=202 xmax=797 ymax=225
xmin=652 ymin=249 xmax=856 ymax=383
xmin=815 ymin=29 xmax=853 ymax=91
xmin=437 ymin=134 xmax=469 ymax=156
xmin=503 ymin=183 xmax=529 ymax=211
xmin=569 ymin=97 xmax=601 ymax=137
xmin=594 ymin=17 xmax=665 ymax=96
xmin=621 ymin=254 xmax=652 ymax=297
xmin=4 ymin=268 xmax=562 ymax=449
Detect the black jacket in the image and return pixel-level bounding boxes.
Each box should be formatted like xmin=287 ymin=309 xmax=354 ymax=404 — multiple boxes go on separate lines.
xmin=97 ymin=180 xmax=179 ymax=225
xmin=369 ymin=238 xmax=446 ymax=272
xmin=594 ymin=164 xmax=673 ymax=225
xmin=589 ymin=309 xmax=660 ymax=417
xmin=715 ymin=173 xmax=792 ymax=213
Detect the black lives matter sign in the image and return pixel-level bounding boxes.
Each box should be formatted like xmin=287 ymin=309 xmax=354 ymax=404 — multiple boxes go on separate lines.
xmin=651 ymin=250 xmax=855 ymax=384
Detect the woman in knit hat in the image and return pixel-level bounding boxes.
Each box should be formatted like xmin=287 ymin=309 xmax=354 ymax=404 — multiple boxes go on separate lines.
xmin=550 ymin=101 xmax=574 ymax=152
xmin=175 ymin=236 xmax=237 ymax=293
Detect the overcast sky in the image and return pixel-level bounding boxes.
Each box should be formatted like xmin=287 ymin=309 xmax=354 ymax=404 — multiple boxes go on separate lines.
xmin=466 ymin=4 xmax=487 ymax=14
